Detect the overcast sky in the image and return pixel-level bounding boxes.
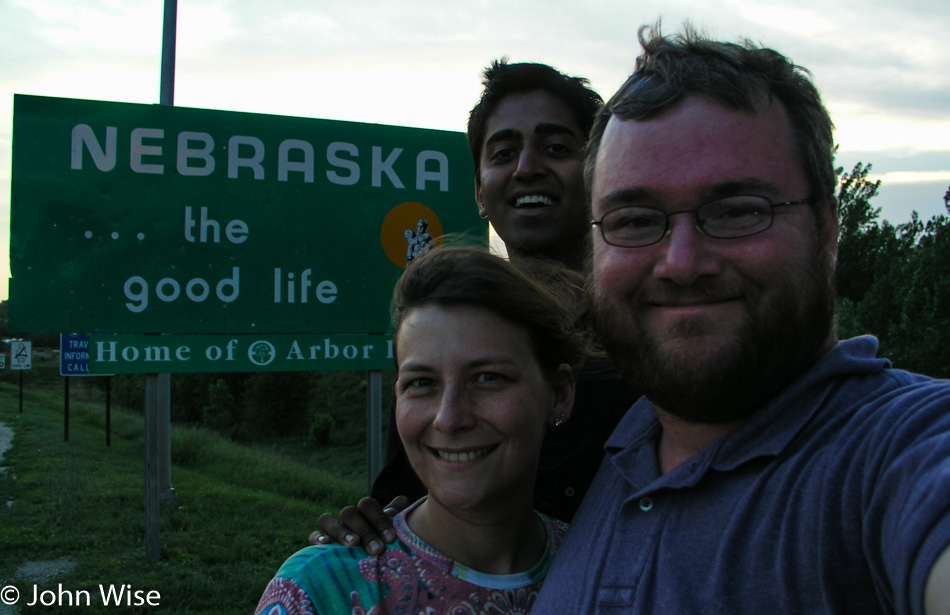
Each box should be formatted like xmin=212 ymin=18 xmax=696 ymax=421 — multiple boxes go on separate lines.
xmin=2 ymin=0 xmax=949 ymax=302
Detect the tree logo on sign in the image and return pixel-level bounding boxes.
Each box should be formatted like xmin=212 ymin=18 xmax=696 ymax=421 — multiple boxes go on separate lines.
xmin=248 ymin=341 xmax=276 ymax=366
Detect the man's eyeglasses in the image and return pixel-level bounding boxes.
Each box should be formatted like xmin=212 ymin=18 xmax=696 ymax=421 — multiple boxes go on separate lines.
xmin=591 ymin=195 xmax=814 ymax=248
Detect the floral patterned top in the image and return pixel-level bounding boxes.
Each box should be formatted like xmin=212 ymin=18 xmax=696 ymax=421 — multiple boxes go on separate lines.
xmin=254 ymin=498 xmax=568 ymax=615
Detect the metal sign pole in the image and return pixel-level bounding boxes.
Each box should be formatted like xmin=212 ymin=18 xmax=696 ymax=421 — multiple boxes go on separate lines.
xmin=145 ymin=373 xmax=161 ymax=562
xmin=366 ymin=371 xmax=383 ymax=494
xmin=145 ymin=0 xmax=179 ymax=563
xmin=158 ymin=0 xmax=178 ymax=507
xmin=106 ymin=376 xmax=112 ymax=447
xmin=64 ymin=377 xmax=70 ymax=442
xmin=160 ymin=0 xmax=176 ymax=106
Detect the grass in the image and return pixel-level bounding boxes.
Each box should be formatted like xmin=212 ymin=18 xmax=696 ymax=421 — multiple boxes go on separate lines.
xmin=0 ymin=375 xmax=366 ymax=613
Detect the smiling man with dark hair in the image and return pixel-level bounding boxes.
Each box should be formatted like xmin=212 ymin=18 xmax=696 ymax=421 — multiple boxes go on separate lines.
xmin=468 ymin=60 xmax=603 ymax=271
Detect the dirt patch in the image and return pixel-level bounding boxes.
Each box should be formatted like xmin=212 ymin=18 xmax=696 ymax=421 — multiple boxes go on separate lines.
xmin=0 ymin=421 xmax=12 ymax=469
xmin=0 ymin=421 xmax=12 ymax=504
xmin=13 ymin=556 xmax=78 ymax=584
xmin=0 ymin=426 xmax=78 ymax=614
xmin=0 ymin=557 xmax=78 ymax=615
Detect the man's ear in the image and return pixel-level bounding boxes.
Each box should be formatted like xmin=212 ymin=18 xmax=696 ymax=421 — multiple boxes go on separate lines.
xmin=475 ymin=180 xmax=488 ymax=218
xmin=548 ymin=364 xmax=576 ymax=426
xmin=823 ymin=196 xmax=839 ymax=264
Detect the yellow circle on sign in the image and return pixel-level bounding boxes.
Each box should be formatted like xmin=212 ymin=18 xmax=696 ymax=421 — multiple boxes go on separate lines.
xmin=381 ymin=202 xmax=444 ymax=269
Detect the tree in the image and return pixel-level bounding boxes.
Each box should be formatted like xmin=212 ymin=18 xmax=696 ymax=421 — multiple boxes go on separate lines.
xmin=202 ymin=378 xmax=237 ymax=437
xmin=835 ymin=161 xmax=950 ymax=378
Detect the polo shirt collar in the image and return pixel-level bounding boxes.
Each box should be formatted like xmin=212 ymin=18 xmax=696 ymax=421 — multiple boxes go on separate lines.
xmin=605 ymin=336 xmax=890 ymax=491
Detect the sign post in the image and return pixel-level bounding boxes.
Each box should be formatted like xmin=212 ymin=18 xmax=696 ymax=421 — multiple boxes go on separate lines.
xmin=11 ymin=340 xmax=31 ymax=414
xmin=60 ymin=333 xmax=114 ymax=445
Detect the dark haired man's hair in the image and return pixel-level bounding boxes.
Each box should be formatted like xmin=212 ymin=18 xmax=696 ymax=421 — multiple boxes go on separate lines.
xmin=586 ymin=23 xmax=836 ymax=216
xmin=468 ymin=59 xmax=603 ymax=180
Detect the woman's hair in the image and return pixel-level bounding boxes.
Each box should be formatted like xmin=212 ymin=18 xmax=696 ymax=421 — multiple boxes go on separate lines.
xmin=391 ymin=247 xmax=587 ymax=377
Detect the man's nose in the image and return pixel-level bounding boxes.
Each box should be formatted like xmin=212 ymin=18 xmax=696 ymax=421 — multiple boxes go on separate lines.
xmin=513 ymin=148 xmax=545 ymax=180
xmin=651 ymin=214 xmax=721 ymax=285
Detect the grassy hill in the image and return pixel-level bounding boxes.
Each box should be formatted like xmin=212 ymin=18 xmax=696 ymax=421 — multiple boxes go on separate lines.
xmin=0 ymin=366 xmax=367 ymax=613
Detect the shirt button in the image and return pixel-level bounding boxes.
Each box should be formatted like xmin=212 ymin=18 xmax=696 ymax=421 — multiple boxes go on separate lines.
xmin=565 ymin=487 xmax=575 ymax=497
xmin=639 ymin=497 xmax=654 ymax=512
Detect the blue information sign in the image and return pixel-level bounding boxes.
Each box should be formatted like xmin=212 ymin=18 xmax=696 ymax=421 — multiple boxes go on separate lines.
xmin=60 ymin=333 xmax=91 ymax=376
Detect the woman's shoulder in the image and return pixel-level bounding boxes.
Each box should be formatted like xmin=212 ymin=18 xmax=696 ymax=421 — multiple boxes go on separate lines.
xmin=540 ymin=513 xmax=570 ymax=549
xmin=256 ymin=543 xmax=403 ymax=615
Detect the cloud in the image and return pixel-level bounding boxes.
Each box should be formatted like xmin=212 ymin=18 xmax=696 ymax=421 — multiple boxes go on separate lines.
xmin=2 ymin=0 xmax=950 ymax=302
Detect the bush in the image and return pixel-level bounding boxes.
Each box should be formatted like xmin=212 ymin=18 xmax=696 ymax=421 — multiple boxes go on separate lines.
xmin=111 ymin=374 xmax=145 ymax=411
xmin=240 ymin=372 xmax=315 ymax=439
xmin=309 ymin=411 xmax=334 ymax=446
xmin=202 ymin=378 xmax=236 ymax=437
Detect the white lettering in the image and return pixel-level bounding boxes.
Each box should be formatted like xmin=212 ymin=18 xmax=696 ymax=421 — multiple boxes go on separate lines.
xmin=156 ymin=278 xmax=181 ymax=302
xmin=326 ymin=142 xmax=360 ymax=185
xmin=217 ymin=268 xmax=240 ymax=302
xmin=186 ymin=278 xmax=210 ymax=302
xmin=226 ymin=219 xmax=248 ymax=243
xmin=125 ymin=276 xmax=149 ymax=313
xmin=225 ymin=339 xmax=238 ymax=360
xmin=144 ymin=346 xmax=171 ymax=362
xmin=372 ymin=146 xmax=404 ymax=188
xmin=27 ymin=584 xmax=92 ymax=607
xmin=122 ymin=268 xmax=240 ymax=313
xmin=130 ymin=127 xmax=164 ymax=174
xmin=71 ymin=125 xmax=450 ymax=192
xmin=71 ymin=124 xmax=117 ymax=171
xmin=416 ymin=150 xmax=449 ymax=191
xmin=286 ymin=341 xmax=304 ymax=360
xmin=184 ymin=207 xmax=248 ymax=244
xmin=97 ymin=341 xmax=118 ymax=362
xmin=177 ymin=131 xmax=215 ymax=176
xmin=228 ymin=135 xmax=265 ymax=179
xmin=278 ymin=139 xmax=314 ymax=182
xmin=316 ymin=280 xmax=337 ymax=304
xmin=99 ymin=584 xmax=161 ymax=607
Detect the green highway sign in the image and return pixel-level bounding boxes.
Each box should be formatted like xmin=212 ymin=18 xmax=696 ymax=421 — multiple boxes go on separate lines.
xmin=81 ymin=333 xmax=394 ymax=374
xmin=10 ymin=95 xmax=486 ymax=334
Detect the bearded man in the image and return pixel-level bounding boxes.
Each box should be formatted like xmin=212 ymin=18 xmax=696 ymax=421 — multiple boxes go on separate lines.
xmin=532 ymin=24 xmax=950 ymax=615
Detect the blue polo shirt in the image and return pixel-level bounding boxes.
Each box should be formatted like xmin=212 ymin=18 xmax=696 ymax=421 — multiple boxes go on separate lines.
xmin=533 ymin=337 xmax=950 ymax=614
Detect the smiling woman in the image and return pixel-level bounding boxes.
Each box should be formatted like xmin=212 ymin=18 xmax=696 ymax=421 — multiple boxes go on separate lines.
xmin=254 ymin=247 xmax=585 ymax=615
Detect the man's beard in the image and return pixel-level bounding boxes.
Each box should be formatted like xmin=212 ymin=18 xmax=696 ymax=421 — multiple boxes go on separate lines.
xmin=590 ymin=248 xmax=836 ymax=424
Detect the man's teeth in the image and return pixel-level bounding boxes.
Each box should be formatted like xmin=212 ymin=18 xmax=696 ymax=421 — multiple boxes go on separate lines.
xmin=515 ymin=195 xmax=555 ymax=208
xmin=437 ymin=447 xmax=494 ymax=462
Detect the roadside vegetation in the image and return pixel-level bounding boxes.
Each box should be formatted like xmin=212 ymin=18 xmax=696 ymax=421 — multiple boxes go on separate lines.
xmin=0 ymin=359 xmax=382 ymax=613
